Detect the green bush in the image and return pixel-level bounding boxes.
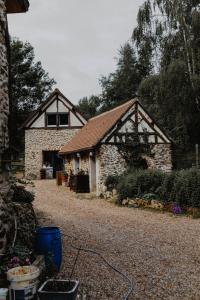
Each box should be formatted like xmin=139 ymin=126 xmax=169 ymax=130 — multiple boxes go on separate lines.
xmin=168 ymin=169 xmax=200 ymax=208
xmin=157 ymin=172 xmax=175 ymax=202
xmin=105 ymin=175 xmax=120 ymax=191
xmin=117 ymin=169 xmax=165 ymax=202
xmin=117 ymin=168 xmax=200 ymax=208
xmin=143 ymin=193 xmax=159 ymax=200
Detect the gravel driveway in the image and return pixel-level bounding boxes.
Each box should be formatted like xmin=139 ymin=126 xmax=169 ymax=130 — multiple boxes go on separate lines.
xmin=33 ymin=180 xmax=200 ymax=300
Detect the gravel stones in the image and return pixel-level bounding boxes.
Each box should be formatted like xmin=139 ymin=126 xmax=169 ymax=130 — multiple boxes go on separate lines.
xmin=34 ymin=180 xmax=200 ymax=299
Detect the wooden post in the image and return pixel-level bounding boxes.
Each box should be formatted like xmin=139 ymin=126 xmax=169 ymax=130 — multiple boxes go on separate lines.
xmin=196 ymin=144 xmax=199 ymax=169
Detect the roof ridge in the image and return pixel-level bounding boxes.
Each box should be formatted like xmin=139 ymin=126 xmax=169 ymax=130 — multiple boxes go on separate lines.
xmin=89 ymin=99 xmax=136 ymax=121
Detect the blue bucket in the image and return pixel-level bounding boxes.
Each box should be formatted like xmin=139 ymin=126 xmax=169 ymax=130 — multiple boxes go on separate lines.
xmin=35 ymin=227 xmax=62 ymax=271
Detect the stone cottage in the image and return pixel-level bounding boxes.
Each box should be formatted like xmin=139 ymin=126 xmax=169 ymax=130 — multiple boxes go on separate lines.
xmin=0 ymin=0 xmax=29 ymax=253
xmin=23 ymin=89 xmax=86 ymax=179
xmin=60 ymin=99 xmax=172 ymax=195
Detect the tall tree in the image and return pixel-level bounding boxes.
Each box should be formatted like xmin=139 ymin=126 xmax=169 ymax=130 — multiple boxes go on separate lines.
xmin=99 ymin=42 xmax=145 ymax=111
xmin=77 ymin=95 xmax=101 ymax=119
xmin=10 ymin=38 xmax=56 ymax=149
xmin=10 ymin=38 xmax=56 ymax=114
xmin=133 ymin=0 xmax=200 ymax=108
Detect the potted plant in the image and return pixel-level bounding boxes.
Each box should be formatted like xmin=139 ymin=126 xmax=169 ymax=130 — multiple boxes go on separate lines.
xmin=38 ymin=279 xmax=79 ymax=300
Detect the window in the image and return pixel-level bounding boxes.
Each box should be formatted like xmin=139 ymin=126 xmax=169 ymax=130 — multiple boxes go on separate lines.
xmin=46 ymin=113 xmax=69 ymax=127
xmin=59 ymin=113 xmax=69 ymax=126
xmin=47 ymin=114 xmax=57 ymax=126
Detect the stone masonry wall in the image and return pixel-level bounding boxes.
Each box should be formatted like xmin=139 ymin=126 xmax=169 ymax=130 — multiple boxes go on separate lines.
xmin=0 ymin=0 xmax=9 ymax=154
xmin=142 ymin=144 xmax=172 ymax=172
xmin=0 ymin=0 xmax=10 ymax=191
xmin=0 ymin=1 xmax=16 ymax=254
xmin=97 ymin=143 xmax=172 ymax=194
xmin=64 ymin=157 xmax=73 ymax=174
xmin=97 ymin=144 xmax=127 ymax=194
xmin=64 ymin=154 xmax=89 ymax=174
xmin=25 ymin=129 xmax=79 ymax=179
xmin=80 ymin=154 xmax=89 ymax=173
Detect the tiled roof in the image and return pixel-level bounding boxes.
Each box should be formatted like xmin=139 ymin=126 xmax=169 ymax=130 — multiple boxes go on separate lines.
xmin=60 ymin=99 xmax=135 ymax=154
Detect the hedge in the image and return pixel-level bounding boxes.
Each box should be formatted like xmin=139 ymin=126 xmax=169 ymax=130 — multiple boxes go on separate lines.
xmin=113 ymin=168 xmax=200 ymax=208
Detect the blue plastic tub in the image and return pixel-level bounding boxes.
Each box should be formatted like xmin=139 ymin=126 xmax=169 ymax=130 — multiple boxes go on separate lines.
xmin=35 ymin=227 xmax=62 ymax=271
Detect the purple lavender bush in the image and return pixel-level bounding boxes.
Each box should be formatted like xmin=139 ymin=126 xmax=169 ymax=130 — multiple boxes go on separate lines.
xmin=172 ymin=202 xmax=182 ymax=215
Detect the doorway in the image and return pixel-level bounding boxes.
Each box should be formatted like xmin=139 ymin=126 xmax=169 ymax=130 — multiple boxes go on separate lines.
xmin=43 ymin=151 xmax=64 ymax=178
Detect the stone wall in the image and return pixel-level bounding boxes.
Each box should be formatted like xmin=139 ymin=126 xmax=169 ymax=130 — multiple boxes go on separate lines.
xmin=0 ymin=0 xmax=10 ymax=196
xmin=97 ymin=143 xmax=172 ymax=194
xmin=143 ymin=144 xmax=172 ymax=172
xmin=80 ymin=154 xmax=89 ymax=173
xmin=0 ymin=0 xmax=14 ymax=254
xmin=64 ymin=153 xmax=89 ymax=174
xmin=0 ymin=0 xmax=9 ymax=154
xmin=97 ymin=144 xmax=127 ymax=194
xmin=25 ymin=129 xmax=79 ymax=179
xmin=64 ymin=156 xmax=73 ymax=174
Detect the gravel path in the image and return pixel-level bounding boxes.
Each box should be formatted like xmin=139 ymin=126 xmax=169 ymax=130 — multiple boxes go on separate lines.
xmin=33 ymin=180 xmax=200 ymax=300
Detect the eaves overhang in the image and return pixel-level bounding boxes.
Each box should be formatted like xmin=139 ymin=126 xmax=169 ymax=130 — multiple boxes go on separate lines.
xmin=6 ymin=0 xmax=29 ymax=14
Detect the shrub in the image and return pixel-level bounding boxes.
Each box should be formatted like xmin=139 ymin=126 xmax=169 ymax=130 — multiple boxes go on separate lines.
xmin=143 ymin=193 xmax=159 ymax=200
xmin=13 ymin=186 xmax=35 ymax=203
xmin=116 ymin=168 xmax=200 ymax=208
xmin=157 ymin=172 xmax=175 ymax=202
xmin=105 ymin=175 xmax=120 ymax=191
xmin=168 ymin=169 xmax=200 ymax=208
xmin=117 ymin=169 xmax=165 ymax=201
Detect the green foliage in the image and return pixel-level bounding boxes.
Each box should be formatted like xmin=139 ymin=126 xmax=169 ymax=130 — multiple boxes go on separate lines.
xmin=105 ymin=175 xmax=120 ymax=191
xmin=117 ymin=169 xmax=164 ymax=201
xmin=99 ymin=42 xmax=143 ymax=111
xmin=0 ymin=245 xmax=33 ymax=278
xmin=13 ymin=186 xmax=35 ymax=203
xmin=10 ymin=38 xmax=56 ymax=150
xmin=133 ymin=0 xmax=200 ymax=157
xmin=77 ymin=95 xmax=101 ymax=119
xmin=143 ymin=193 xmax=159 ymax=200
xmin=117 ymin=168 xmax=200 ymax=208
xmin=11 ymin=38 xmax=56 ymax=112
xmin=139 ymin=59 xmax=200 ymax=149
xmin=161 ymin=169 xmax=200 ymax=208
xmin=77 ymin=42 xmax=147 ymax=118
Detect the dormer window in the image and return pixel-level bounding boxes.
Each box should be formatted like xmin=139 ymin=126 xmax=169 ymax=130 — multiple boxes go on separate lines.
xmin=46 ymin=113 xmax=69 ymax=127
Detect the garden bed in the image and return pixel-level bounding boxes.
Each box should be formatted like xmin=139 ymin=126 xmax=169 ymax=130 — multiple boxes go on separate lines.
xmin=104 ymin=168 xmax=200 ymax=217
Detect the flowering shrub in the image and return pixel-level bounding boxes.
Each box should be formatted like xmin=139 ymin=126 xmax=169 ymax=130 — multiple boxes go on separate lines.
xmin=116 ymin=168 xmax=200 ymax=209
xmin=7 ymin=256 xmax=31 ymax=270
xmin=0 ymin=245 xmax=33 ymax=278
xmin=171 ymin=202 xmax=182 ymax=215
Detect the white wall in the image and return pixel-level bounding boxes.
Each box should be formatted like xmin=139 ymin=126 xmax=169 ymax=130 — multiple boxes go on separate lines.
xmin=30 ymin=97 xmax=85 ymax=128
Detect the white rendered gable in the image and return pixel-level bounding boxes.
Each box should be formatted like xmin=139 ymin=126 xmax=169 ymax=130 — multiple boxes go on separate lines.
xmin=30 ymin=94 xmax=86 ymax=128
xmin=102 ymin=102 xmax=170 ymax=144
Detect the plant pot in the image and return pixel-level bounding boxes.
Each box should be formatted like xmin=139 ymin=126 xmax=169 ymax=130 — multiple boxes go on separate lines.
xmin=38 ymin=279 xmax=79 ymax=300
xmin=7 ymin=265 xmax=40 ymax=300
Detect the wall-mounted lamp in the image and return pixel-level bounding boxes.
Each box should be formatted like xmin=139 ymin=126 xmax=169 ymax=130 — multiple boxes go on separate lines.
xmin=77 ymin=153 xmax=80 ymax=158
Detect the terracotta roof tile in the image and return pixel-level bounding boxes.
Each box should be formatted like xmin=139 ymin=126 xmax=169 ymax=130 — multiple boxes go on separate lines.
xmin=60 ymin=99 xmax=136 ymax=154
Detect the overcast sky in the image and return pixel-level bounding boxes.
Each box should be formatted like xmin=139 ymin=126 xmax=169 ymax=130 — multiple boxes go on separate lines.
xmin=8 ymin=0 xmax=144 ymax=104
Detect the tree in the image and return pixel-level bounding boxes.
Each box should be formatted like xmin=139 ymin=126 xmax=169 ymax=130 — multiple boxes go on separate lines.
xmin=99 ymin=42 xmax=145 ymax=111
xmin=10 ymin=38 xmax=56 ymax=113
xmin=10 ymin=38 xmax=56 ymax=149
xmin=77 ymin=95 xmax=101 ymax=119
xmin=133 ymin=0 xmax=200 ymax=108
